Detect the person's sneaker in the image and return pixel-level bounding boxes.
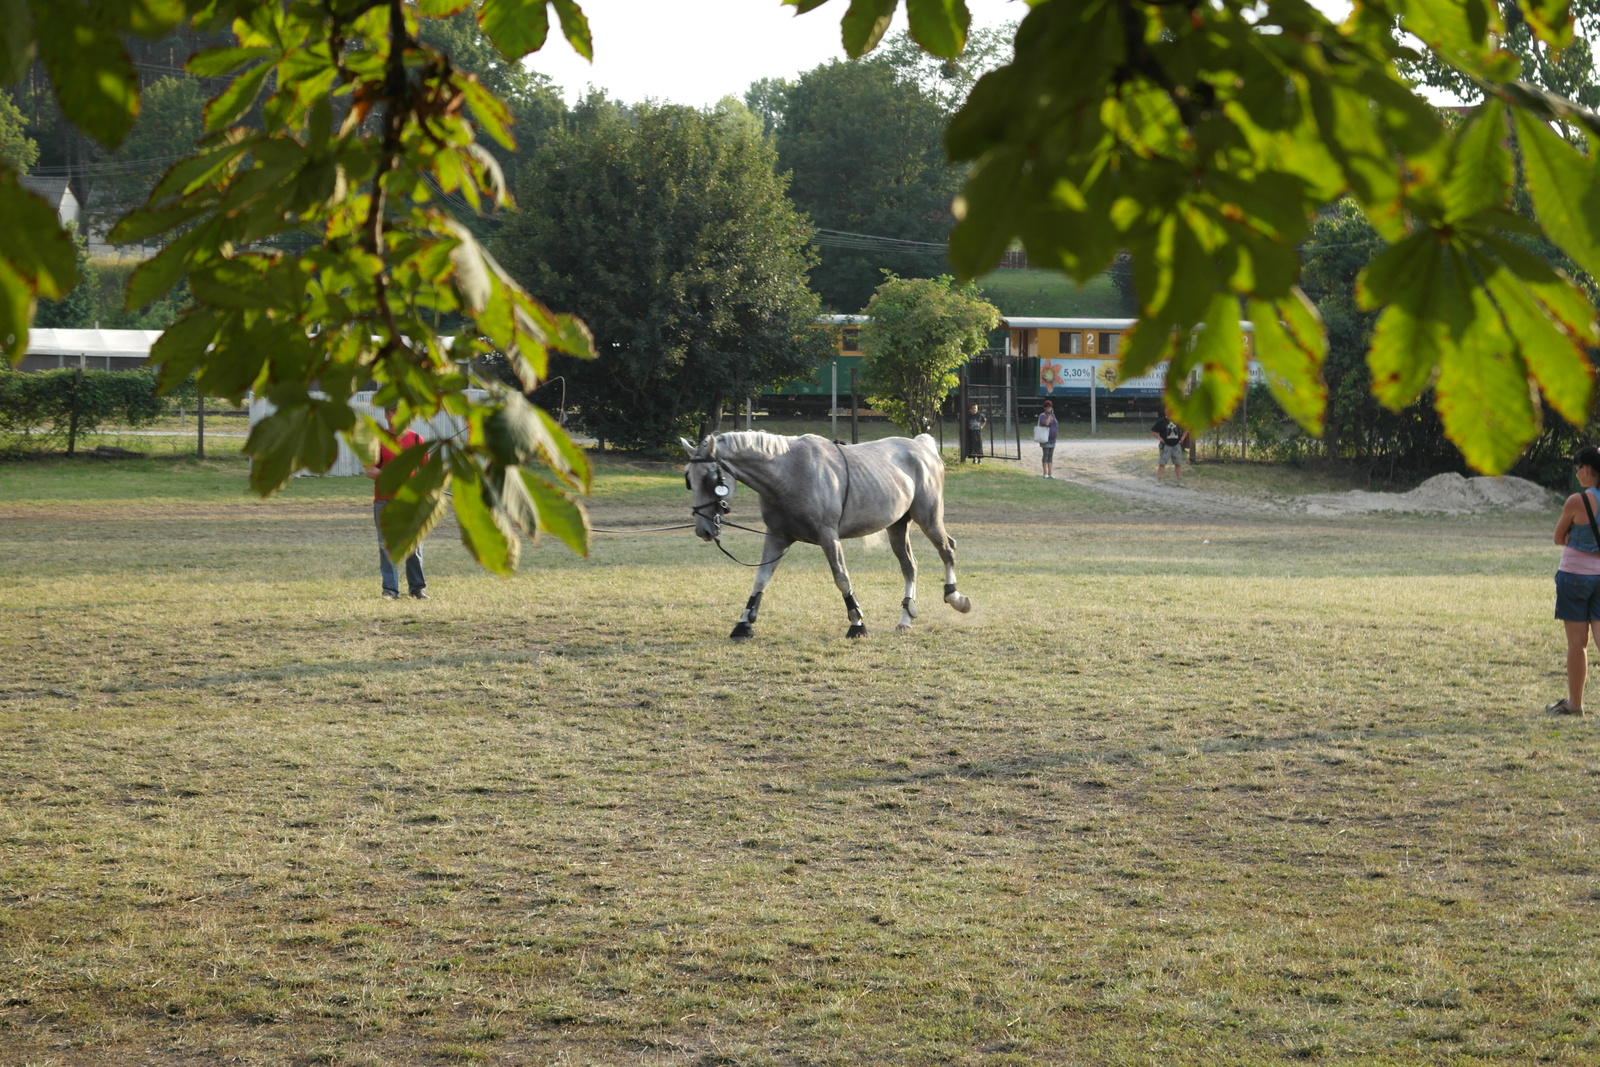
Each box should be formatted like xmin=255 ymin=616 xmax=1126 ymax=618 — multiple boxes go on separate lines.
xmin=382 ymin=591 xmax=399 ymax=600
xmin=1547 ymin=698 xmax=1584 ymax=715
xmin=410 ymin=590 xmax=430 ymax=600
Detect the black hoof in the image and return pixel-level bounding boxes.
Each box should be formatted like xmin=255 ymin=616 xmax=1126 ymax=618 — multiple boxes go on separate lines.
xmin=730 ymin=622 xmax=754 ymax=640
xmin=846 ymin=623 xmax=867 ymax=639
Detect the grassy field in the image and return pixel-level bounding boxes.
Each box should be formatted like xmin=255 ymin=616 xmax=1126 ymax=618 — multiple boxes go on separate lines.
xmin=2 ymin=452 xmax=1597 ymax=1066
xmin=976 ymin=270 xmax=1131 ymax=319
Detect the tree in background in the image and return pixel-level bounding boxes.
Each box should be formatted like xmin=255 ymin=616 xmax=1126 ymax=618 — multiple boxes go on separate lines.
xmin=418 ymin=7 xmax=568 ymax=217
xmin=86 ymin=75 xmax=206 ymax=235
xmin=763 ymin=53 xmax=961 ymax=312
xmin=859 ymin=274 xmax=998 ymax=435
xmin=31 ymin=227 xmax=93 ymax=329
xmin=498 ymin=96 xmax=831 ymax=449
xmin=0 ymin=90 xmax=37 ymax=173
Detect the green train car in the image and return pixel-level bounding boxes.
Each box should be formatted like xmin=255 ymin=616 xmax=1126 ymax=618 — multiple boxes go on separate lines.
xmin=761 ymin=315 xmax=867 ymax=415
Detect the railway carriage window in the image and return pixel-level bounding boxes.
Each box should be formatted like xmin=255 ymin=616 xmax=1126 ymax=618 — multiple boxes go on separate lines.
xmin=841 ymin=328 xmax=860 ymax=352
xmin=1098 ymin=332 xmax=1121 ymax=355
xmin=1057 ymin=331 xmax=1083 ymax=355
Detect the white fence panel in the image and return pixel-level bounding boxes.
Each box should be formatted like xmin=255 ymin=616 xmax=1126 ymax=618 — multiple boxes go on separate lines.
xmin=247 ymin=389 xmax=488 ymax=477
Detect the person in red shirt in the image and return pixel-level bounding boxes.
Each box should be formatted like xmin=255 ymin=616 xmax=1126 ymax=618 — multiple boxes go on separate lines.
xmin=364 ymin=408 xmax=429 ymax=599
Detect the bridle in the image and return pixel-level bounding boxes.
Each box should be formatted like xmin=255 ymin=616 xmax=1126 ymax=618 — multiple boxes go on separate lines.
xmin=685 ymin=456 xmax=733 ymax=525
xmin=685 ymin=454 xmax=789 ymax=568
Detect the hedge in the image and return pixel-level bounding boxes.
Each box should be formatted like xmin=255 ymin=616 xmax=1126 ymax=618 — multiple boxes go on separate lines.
xmin=0 ymin=368 xmax=169 ymax=453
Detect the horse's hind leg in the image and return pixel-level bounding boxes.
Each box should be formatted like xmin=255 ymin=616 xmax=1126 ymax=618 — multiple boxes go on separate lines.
xmin=887 ymin=517 xmax=918 ymax=633
xmin=821 ymin=531 xmax=867 ymax=638
xmin=915 ymin=509 xmax=971 ymax=614
xmin=730 ymin=532 xmax=791 ymax=640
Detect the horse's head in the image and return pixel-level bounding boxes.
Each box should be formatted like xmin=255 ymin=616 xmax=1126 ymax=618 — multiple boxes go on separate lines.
xmin=680 ymin=435 xmax=734 ymax=542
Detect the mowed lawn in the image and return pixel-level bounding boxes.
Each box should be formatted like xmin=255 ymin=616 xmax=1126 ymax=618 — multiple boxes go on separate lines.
xmin=0 ymin=453 xmax=1596 ymax=1066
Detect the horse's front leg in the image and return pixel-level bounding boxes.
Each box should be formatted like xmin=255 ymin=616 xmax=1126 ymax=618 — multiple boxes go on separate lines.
xmin=729 ymin=532 xmax=791 ymax=640
xmin=821 ymin=531 xmax=866 ymax=638
xmin=887 ymin=518 xmax=917 ymax=633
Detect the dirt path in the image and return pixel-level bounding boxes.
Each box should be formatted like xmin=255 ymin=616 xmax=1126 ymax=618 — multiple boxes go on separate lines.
xmin=1012 ymin=437 xmax=1277 ymax=515
xmin=1008 ymin=437 xmax=1557 ymax=519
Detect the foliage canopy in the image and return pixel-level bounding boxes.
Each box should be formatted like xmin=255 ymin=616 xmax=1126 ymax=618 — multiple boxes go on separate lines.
xmin=498 ymin=97 xmax=831 ymax=450
xmin=794 ymin=0 xmax=1600 ymax=474
xmin=859 ymin=273 xmax=999 ymax=435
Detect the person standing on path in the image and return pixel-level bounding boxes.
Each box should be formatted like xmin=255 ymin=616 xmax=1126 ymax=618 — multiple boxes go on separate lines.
xmin=1548 ymin=446 xmax=1600 ymax=714
xmin=1150 ymin=414 xmax=1188 ymax=483
xmin=1038 ymin=399 xmax=1059 ymax=479
xmin=364 ymin=408 xmax=429 ymax=600
xmin=966 ymin=404 xmax=988 ymax=464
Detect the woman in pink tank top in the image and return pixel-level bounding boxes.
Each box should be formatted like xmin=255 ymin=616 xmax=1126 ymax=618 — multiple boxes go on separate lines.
xmin=1549 ymin=445 xmax=1600 ymax=714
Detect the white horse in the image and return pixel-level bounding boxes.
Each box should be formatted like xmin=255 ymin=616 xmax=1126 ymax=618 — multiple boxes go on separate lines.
xmin=680 ymin=431 xmax=973 ymax=639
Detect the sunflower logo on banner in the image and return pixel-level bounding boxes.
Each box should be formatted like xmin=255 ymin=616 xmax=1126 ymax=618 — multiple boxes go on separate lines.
xmin=1039 ymin=361 xmax=1067 ymax=391
xmin=1096 ymin=362 xmax=1120 ymax=391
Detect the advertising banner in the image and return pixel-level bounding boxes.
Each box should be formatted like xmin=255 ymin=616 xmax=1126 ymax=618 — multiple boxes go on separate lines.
xmin=1038 ymin=359 xmax=1264 ymax=398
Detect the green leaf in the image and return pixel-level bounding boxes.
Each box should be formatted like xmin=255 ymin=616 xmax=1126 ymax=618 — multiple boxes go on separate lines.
xmin=450 ymin=460 xmax=519 ymax=575
xmin=548 ymin=312 xmax=595 ymax=359
xmin=126 ymin=225 xmax=209 ymax=310
xmin=1364 ymin=242 xmax=1474 ymax=410
xmin=1435 ymin=287 xmax=1539 ymax=474
xmin=418 ymin=0 xmax=472 ymax=14
xmin=549 ymin=0 xmax=592 ymax=60
xmin=0 ymin=0 xmax=34 ymax=84
xmin=1247 ymin=291 xmax=1327 ymax=436
xmin=841 ymin=0 xmax=896 ymax=57
xmin=1162 ymin=295 xmax=1246 ymax=430
xmin=1518 ymin=0 xmax=1573 ymax=50
xmin=374 ymin=440 xmax=431 ymax=499
xmin=30 ymin=0 xmax=140 ymax=149
xmin=380 ymin=450 xmax=448 ymax=560
xmin=146 ymin=307 xmax=220 ymax=392
xmin=1477 ymin=250 xmax=1595 ymax=427
xmin=1443 ymin=99 xmax=1511 ymax=222
xmin=482 ymin=390 xmax=541 ymax=467
xmin=457 ymin=75 xmax=516 ymax=150
xmin=0 ymin=170 xmax=80 ymax=300
xmin=521 ymin=470 xmax=589 ymax=556
xmin=479 ymin=0 xmax=550 ymax=60
xmin=204 ymin=61 xmax=272 ymax=134
xmin=186 ymin=45 xmax=275 ymax=78
xmin=1513 ymin=109 xmax=1600 ymax=278
xmin=946 ymin=147 xmax=1024 ymax=280
xmin=0 ymin=258 xmax=32 ymax=366
xmin=905 ymin=0 xmax=967 ymax=58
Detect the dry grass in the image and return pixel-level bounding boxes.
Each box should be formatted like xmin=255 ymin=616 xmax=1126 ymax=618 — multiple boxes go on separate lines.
xmin=0 ymin=454 xmax=1597 ymax=1065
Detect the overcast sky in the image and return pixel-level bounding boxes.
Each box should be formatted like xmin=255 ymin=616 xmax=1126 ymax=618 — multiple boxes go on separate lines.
xmin=525 ymin=0 xmax=1361 ymax=109
xmin=525 ymin=0 xmax=1029 ymax=108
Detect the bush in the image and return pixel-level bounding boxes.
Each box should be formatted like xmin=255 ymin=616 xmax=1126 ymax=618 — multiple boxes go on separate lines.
xmin=0 ymin=369 xmax=168 ymax=453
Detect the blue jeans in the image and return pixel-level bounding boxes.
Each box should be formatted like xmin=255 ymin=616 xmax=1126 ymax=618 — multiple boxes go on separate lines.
xmin=374 ymin=499 xmax=425 ymax=595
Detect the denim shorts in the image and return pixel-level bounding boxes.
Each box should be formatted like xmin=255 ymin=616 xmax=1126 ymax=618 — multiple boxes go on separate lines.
xmin=1555 ymin=570 xmax=1600 ymax=621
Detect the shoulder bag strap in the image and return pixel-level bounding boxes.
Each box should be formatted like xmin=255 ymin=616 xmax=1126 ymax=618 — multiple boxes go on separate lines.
xmin=1582 ymin=489 xmax=1598 ymax=547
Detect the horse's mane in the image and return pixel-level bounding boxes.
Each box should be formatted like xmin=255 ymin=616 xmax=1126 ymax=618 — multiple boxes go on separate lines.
xmin=714 ymin=431 xmax=794 ymax=458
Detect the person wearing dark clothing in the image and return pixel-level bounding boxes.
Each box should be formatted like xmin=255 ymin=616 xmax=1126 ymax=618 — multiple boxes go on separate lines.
xmin=364 ymin=409 xmax=429 ymax=599
xmin=1150 ymin=415 xmax=1188 ymax=483
xmin=966 ymin=404 xmax=987 ymax=464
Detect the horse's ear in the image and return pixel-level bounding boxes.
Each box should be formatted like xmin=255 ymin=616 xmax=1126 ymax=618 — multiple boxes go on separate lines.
xmin=679 ymin=437 xmax=696 ymax=457
xmin=703 ymin=435 xmax=718 ymax=457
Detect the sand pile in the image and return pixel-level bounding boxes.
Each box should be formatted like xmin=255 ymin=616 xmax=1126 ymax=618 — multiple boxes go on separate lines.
xmin=1303 ymin=473 xmax=1558 ymax=516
